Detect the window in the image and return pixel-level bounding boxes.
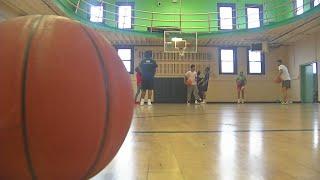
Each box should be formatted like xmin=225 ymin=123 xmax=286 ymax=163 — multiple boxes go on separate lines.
xmin=312 ymin=0 xmax=320 ymax=7
xmin=218 ymin=3 xmax=236 ymax=30
xmin=117 ymin=3 xmax=134 ymax=29
xmin=313 ymin=63 xmax=317 ymax=74
xmin=295 ymin=0 xmax=304 ymax=15
xmin=117 ymin=48 xmax=134 ymax=73
xmin=219 ymin=48 xmax=237 ymax=74
xmin=246 ymin=5 xmax=263 ymax=29
xmin=90 ymin=5 xmax=104 ymax=23
xmin=248 ymin=50 xmax=265 ymax=74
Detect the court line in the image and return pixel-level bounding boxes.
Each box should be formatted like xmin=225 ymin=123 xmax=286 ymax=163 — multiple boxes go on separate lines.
xmin=132 ymin=129 xmax=320 ymax=134
xmin=134 ymin=110 xmax=319 ymax=119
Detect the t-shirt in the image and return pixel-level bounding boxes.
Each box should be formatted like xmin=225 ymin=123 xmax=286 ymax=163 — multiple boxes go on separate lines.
xmin=136 ymin=71 xmax=142 ymax=86
xmin=197 ymin=74 xmax=203 ymax=86
xmin=236 ymin=75 xmax=246 ymax=86
xmin=185 ymin=71 xmax=197 ymax=85
xmin=202 ymin=72 xmax=210 ymax=87
xmin=140 ymin=59 xmax=158 ymax=80
xmin=278 ymin=64 xmax=291 ymax=80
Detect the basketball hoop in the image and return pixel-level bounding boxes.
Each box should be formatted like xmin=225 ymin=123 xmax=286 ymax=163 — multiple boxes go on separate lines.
xmin=163 ymin=31 xmax=197 ymax=55
xmin=178 ymin=46 xmax=186 ymax=56
xmin=175 ymin=40 xmax=187 ymax=57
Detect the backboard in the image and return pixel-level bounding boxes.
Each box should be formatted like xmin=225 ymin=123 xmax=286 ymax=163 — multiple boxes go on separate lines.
xmin=164 ymin=31 xmax=198 ymax=56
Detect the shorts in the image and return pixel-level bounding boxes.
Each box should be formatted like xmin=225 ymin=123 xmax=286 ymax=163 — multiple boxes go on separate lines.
xmin=202 ymin=84 xmax=208 ymax=92
xmin=282 ymin=80 xmax=291 ymax=88
xmin=237 ymin=83 xmax=245 ymax=91
xmin=141 ymin=78 xmax=154 ymax=90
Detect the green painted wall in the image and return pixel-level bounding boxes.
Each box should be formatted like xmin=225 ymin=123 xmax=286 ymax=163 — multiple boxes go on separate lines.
xmin=56 ymin=0 xmax=315 ymax=32
xmin=133 ymin=0 xmax=294 ymax=32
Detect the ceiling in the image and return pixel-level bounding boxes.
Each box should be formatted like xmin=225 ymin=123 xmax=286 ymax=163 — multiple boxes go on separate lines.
xmin=0 ymin=0 xmax=319 ymax=47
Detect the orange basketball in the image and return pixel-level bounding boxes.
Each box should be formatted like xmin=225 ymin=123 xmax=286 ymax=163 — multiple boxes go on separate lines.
xmin=186 ymin=78 xmax=193 ymax=86
xmin=0 ymin=15 xmax=133 ymax=179
xmin=274 ymin=76 xmax=282 ymax=83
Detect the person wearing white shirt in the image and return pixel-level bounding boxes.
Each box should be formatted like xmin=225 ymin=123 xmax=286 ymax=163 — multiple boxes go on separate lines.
xmin=185 ymin=64 xmax=202 ymax=104
xmin=277 ymin=60 xmax=291 ymax=104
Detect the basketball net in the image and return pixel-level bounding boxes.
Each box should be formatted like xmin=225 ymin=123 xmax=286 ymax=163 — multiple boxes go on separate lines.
xmin=175 ymin=40 xmax=187 ymax=57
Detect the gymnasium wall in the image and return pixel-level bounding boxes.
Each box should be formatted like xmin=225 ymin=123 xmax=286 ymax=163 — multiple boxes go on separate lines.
xmin=134 ymin=0 xmax=292 ymax=32
xmin=288 ymin=31 xmax=320 ymax=102
xmin=60 ymin=0 xmax=295 ymax=32
xmin=132 ymin=45 xmax=288 ymax=102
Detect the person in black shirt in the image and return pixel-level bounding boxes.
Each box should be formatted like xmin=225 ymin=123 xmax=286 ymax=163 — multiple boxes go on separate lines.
xmin=139 ymin=50 xmax=158 ymax=105
xmin=200 ymin=67 xmax=210 ymax=103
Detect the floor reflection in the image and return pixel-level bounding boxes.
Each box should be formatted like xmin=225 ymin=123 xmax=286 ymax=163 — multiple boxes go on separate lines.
xmin=92 ymin=104 xmax=320 ymax=180
xmin=314 ymin=121 xmax=318 ymax=149
xmin=219 ymin=109 xmax=236 ymax=180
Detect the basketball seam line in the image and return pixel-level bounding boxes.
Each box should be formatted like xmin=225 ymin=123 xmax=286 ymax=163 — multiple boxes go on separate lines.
xmin=79 ymin=26 xmax=110 ymax=179
xmin=21 ymin=15 xmax=45 ymax=180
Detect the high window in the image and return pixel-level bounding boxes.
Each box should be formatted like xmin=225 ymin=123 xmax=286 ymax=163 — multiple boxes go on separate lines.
xmin=312 ymin=0 xmax=320 ymax=7
xmin=295 ymin=0 xmax=304 ymax=15
xmin=246 ymin=5 xmax=263 ymax=29
xmin=218 ymin=3 xmax=236 ymax=30
xmin=117 ymin=3 xmax=134 ymax=29
xmin=90 ymin=5 xmax=104 ymax=23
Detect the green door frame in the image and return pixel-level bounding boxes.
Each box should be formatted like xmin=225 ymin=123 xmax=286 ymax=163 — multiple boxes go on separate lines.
xmin=300 ymin=62 xmax=317 ymax=103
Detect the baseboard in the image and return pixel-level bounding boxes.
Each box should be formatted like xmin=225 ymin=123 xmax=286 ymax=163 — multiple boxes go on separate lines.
xmin=154 ymin=101 xmax=319 ymax=104
xmin=206 ymin=101 xmax=280 ymax=104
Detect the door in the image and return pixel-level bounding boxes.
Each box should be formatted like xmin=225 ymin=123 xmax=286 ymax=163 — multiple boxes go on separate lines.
xmin=313 ymin=62 xmax=318 ymax=102
xmin=300 ymin=64 xmax=314 ymax=103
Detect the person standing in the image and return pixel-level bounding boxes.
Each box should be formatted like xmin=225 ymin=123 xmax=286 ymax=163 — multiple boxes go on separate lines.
xmin=199 ymin=67 xmax=210 ymax=103
xmin=236 ymin=71 xmax=247 ymax=104
xmin=185 ymin=64 xmax=202 ymax=104
xmin=134 ymin=67 xmax=142 ymax=104
xmin=197 ymin=70 xmax=203 ymax=99
xmin=140 ymin=50 xmax=158 ymax=106
xmin=276 ymin=60 xmax=291 ymax=104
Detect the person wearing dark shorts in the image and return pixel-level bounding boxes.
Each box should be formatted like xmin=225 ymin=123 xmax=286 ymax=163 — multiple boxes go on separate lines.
xmin=141 ymin=78 xmax=154 ymax=90
xmin=200 ymin=67 xmax=210 ymax=103
xmin=277 ymin=60 xmax=291 ymax=104
xmin=282 ymin=80 xmax=291 ymax=89
xmin=197 ymin=70 xmax=203 ymax=99
xmin=139 ymin=50 xmax=158 ymax=106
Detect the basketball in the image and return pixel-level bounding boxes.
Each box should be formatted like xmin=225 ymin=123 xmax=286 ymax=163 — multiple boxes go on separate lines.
xmin=0 ymin=15 xmax=133 ymax=179
xmin=274 ymin=76 xmax=282 ymax=83
xmin=186 ymin=78 xmax=193 ymax=86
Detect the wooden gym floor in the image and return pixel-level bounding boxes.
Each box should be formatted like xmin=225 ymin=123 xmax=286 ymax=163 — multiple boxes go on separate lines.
xmin=92 ymin=103 xmax=320 ymax=180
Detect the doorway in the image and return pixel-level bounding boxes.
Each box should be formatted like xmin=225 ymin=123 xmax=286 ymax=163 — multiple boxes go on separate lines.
xmin=300 ymin=62 xmax=318 ymax=103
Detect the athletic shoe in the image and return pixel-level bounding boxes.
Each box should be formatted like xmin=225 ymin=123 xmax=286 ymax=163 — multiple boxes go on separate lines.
xmin=147 ymin=99 xmax=152 ymax=106
xmin=140 ymin=99 xmax=144 ymax=106
xmin=237 ymin=99 xmax=241 ymax=104
xmin=241 ymin=99 xmax=245 ymax=104
xmin=195 ymin=100 xmax=200 ymax=105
